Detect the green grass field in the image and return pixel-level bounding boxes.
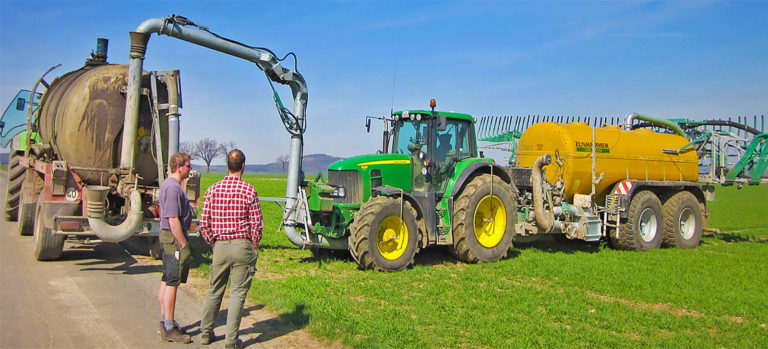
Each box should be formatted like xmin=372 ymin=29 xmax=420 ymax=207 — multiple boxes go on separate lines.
xmin=195 ymin=174 xmax=768 ymax=348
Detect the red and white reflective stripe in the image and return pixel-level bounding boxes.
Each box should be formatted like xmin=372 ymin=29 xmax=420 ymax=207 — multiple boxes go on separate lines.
xmin=615 ymin=181 xmax=634 ymax=195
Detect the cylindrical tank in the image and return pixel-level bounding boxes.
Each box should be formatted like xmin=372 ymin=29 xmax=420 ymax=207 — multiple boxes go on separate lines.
xmin=37 ymin=64 xmax=168 ymax=186
xmin=515 ymin=122 xmax=698 ymax=199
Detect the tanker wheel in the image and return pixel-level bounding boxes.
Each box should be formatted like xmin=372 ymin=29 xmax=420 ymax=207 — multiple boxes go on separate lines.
xmin=348 ymin=196 xmax=420 ymax=271
xmin=5 ymin=152 xmax=25 ymax=221
xmin=610 ymin=190 xmax=662 ymax=251
xmin=33 ymin=197 xmax=65 ymax=261
xmin=17 ymin=169 xmax=42 ymax=236
xmin=662 ymin=191 xmax=702 ymax=248
xmin=451 ymin=174 xmax=516 ymax=263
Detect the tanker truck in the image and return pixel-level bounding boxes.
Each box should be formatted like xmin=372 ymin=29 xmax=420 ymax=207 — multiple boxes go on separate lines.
xmin=2 ymin=38 xmax=202 ymax=260
xmin=1 ymin=13 xmax=312 ymax=261
xmin=510 ymin=115 xmax=707 ymax=250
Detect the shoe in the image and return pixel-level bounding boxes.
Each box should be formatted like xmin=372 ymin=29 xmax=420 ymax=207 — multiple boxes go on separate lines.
xmin=158 ymin=321 xmax=187 ymax=335
xmin=200 ymin=331 xmax=217 ymax=345
xmin=224 ymin=339 xmax=243 ymax=349
xmin=161 ymin=326 xmax=192 ymax=344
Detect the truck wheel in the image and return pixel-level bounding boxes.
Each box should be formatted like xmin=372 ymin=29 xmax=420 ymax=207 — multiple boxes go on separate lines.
xmin=5 ymin=152 xmax=25 ymax=221
xmin=348 ymin=196 xmax=420 ymax=271
xmin=451 ymin=174 xmax=516 ymax=263
xmin=611 ymin=190 xmax=662 ymax=251
xmin=662 ymin=191 xmax=702 ymax=248
xmin=33 ymin=198 xmax=65 ymax=261
xmin=17 ymin=170 xmax=42 ymax=236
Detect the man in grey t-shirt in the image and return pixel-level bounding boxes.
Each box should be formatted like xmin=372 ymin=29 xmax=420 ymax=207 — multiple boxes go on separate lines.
xmin=157 ymin=152 xmax=193 ymax=343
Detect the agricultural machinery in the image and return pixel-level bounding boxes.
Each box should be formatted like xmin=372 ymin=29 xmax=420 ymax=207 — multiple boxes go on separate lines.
xmin=3 ymin=14 xmax=764 ymax=271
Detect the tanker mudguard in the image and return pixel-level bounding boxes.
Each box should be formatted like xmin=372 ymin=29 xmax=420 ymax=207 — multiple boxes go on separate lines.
xmin=449 ymin=161 xmax=513 ymax=198
xmin=609 ymin=180 xmax=705 ymax=216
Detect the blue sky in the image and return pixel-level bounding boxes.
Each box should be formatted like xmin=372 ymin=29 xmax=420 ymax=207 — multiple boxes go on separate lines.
xmin=1 ymin=1 xmax=766 ymax=165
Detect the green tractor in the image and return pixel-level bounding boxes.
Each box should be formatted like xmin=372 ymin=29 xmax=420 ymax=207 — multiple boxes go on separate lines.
xmin=303 ymin=100 xmax=517 ymax=271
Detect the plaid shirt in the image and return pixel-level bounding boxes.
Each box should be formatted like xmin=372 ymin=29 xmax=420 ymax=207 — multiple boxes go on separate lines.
xmin=199 ymin=175 xmax=263 ymax=247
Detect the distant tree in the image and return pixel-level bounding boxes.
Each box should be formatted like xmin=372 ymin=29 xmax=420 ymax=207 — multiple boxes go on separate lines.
xmin=221 ymin=141 xmax=237 ymax=155
xmin=179 ymin=141 xmax=196 ymax=158
xmin=277 ymin=154 xmax=290 ymax=172
xmin=194 ymin=138 xmax=224 ymax=173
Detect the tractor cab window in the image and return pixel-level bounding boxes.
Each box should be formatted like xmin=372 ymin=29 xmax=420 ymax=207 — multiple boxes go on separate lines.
xmin=392 ymin=119 xmax=428 ymax=189
xmin=433 ymin=119 xmax=473 ymax=192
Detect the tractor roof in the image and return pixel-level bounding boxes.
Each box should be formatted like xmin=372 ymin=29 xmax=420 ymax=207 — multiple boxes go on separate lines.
xmin=392 ymin=110 xmax=474 ymax=123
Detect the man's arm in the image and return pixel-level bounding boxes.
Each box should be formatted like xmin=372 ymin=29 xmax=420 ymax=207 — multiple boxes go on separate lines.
xmin=249 ymin=195 xmax=263 ymax=251
xmin=168 ymin=216 xmax=187 ymax=248
xmin=199 ymin=189 xmax=213 ymax=246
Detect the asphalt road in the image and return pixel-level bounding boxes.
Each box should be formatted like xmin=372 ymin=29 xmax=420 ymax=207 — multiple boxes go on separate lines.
xmin=0 ymin=173 xmax=330 ymax=349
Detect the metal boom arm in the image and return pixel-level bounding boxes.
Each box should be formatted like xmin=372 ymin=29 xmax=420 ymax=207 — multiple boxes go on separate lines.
xmin=121 ymin=14 xmax=309 ymax=247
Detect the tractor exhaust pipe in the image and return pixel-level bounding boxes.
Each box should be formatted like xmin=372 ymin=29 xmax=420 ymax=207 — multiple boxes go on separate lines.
xmin=85 ymin=186 xmax=143 ymax=242
xmin=532 ymin=154 xmax=554 ymax=233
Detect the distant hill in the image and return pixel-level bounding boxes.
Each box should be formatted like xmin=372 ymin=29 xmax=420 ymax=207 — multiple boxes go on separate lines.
xmin=0 ymin=153 xmax=7 ymax=165
xmin=193 ymin=153 xmax=342 ymax=174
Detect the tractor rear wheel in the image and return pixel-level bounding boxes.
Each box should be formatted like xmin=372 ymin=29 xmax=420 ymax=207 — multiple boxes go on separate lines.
xmin=451 ymin=174 xmax=516 ymax=263
xmin=610 ymin=190 xmax=662 ymax=251
xmin=5 ymin=152 xmax=25 ymax=221
xmin=33 ymin=197 xmax=65 ymax=261
xmin=662 ymin=191 xmax=702 ymax=248
xmin=348 ymin=196 xmax=420 ymax=271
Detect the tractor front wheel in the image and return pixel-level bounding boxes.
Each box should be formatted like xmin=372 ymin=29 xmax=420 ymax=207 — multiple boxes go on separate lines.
xmin=348 ymin=196 xmax=420 ymax=271
xmin=451 ymin=174 xmax=516 ymax=263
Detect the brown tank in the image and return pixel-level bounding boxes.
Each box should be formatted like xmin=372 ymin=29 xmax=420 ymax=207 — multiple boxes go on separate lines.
xmin=37 ymin=64 xmax=168 ymax=186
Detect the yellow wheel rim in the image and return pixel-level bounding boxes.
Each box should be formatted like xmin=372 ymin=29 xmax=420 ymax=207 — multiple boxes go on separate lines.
xmin=377 ymin=216 xmax=408 ymax=260
xmin=473 ymin=195 xmax=506 ymax=248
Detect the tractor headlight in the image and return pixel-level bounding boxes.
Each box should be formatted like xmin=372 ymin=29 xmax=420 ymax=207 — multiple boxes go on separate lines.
xmin=330 ymin=186 xmax=346 ymax=198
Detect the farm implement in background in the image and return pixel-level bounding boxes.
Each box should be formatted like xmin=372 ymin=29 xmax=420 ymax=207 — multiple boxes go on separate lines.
xmin=478 ymin=114 xmax=768 ymax=187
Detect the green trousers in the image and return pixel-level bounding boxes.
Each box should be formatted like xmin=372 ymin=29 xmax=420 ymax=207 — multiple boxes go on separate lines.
xmin=200 ymin=239 xmax=258 ymax=345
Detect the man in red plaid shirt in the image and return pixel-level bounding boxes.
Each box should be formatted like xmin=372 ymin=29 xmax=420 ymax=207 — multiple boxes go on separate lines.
xmin=199 ymin=149 xmax=262 ymax=349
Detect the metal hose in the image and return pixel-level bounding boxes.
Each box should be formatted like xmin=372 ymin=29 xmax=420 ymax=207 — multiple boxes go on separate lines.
xmin=532 ymin=154 xmax=554 ymax=232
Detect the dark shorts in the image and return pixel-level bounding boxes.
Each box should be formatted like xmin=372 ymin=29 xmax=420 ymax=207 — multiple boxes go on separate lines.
xmin=160 ymin=230 xmax=191 ymax=286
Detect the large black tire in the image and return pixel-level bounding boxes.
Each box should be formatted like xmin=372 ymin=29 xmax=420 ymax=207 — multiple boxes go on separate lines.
xmin=33 ymin=198 xmax=65 ymax=261
xmin=662 ymin=191 xmax=703 ymax=248
xmin=17 ymin=169 xmax=42 ymax=236
xmin=348 ymin=196 xmax=420 ymax=271
xmin=610 ymin=190 xmax=663 ymax=251
xmin=5 ymin=152 xmax=25 ymax=221
xmin=451 ymin=174 xmax=516 ymax=263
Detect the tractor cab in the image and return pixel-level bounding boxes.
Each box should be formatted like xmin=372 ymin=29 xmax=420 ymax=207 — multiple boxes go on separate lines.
xmin=389 ymin=108 xmax=477 ymax=194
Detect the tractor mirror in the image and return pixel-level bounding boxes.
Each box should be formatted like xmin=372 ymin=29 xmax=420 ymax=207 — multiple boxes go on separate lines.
xmin=366 ymin=118 xmax=371 ymax=133
xmin=437 ymin=114 xmax=447 ymax=131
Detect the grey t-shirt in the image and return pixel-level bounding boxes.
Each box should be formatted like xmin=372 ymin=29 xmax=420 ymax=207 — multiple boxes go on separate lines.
xmin=159 ymin=177 xmax=193 ymax=232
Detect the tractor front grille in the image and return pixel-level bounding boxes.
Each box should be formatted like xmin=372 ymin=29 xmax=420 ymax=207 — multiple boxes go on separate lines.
xmin=328 ymin=170 xmax=362 ymax=204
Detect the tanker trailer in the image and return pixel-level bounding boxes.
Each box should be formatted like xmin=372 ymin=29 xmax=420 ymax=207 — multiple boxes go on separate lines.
xmin=510 ymin=114 xmax=707 ymax=251
xmin=2 ymin=39 xmax=200 ymax=260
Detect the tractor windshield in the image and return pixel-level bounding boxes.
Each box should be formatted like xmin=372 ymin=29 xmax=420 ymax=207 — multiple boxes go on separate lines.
xmin=391 ymin=120 xmax=428 ymax=156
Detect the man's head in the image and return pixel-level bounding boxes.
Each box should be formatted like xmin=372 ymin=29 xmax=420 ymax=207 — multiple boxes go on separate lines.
xmin=169 ymin=152 xmax=191 ymax=178
xmin=227 ymin=149 xmax=246 ymax=174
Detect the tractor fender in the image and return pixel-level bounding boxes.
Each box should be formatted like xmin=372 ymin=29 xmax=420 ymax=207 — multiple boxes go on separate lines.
xmin=449 ymin=161 xmax=514 ymax=199
xmin=372 ymin=185 xmax=425 ymax=220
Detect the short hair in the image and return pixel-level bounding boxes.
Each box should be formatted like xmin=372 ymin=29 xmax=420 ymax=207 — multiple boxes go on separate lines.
xmin=227 ymin=149 xmax=245 ymax=172
xmin=169 ymin=152 xmax=190 ymax=173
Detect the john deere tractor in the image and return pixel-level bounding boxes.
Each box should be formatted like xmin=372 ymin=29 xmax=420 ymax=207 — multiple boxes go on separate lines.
xmin=302 ymin=100 xmax=517 ymax=271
